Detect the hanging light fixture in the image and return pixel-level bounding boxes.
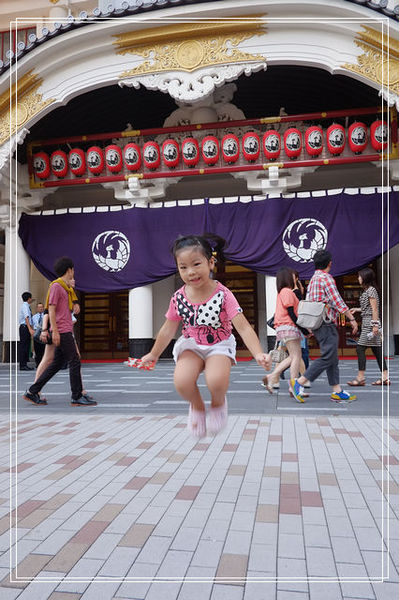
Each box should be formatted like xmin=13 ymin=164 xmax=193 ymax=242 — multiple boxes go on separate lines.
xmin=143 ymin=141 xmax=161 ymax=170
xmin=305 ymin=125 xmax=323 ymax=157
xmin=33 ymin=151 xmax=50 ymax=179
xmin=87 ymin=146 xmax=105 ymax=175
xmin=370 ymin=119 xmax=388 ymax=152
xmin=326 ymin=123 xmax=346 ymax=155
xmin=50 ymin=150 xmax=68 ymax=178
xmin=221 ymin=133 xmax=239 ymax=164
xmin=123 ymin=143 xmax=141 ymax=171
xmin=263 ymin=130 xmax=281 ymax=161
xmin=348 ymin=121 xmax=368 ymax=154
xmin=283 ymin=127 xmax=302 ymax=159
xmin=201 ymin=135 xmax=220 ymax=165
xmin=162 ymin=139 xmax=180 ymax=168
xmin=68 ymin=148 xmax=86 ymax=177
xmin=182 ymin=137 xmax=200 ymax=167
xmin=242 ymin=131 xmax=260 ymax=162
xmin=105 ymin=145 xmax=123 ymax=173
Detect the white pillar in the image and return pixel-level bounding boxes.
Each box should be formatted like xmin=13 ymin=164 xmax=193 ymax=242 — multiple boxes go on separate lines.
xmin=2 ymin=214 xmax=31 ymax=361
xmin=128 ymin=285 xmax=154 ymax=357
xmin=265 ymin=275 xmax=277 ymax=335
xmin=389 ymin=244 xmax=399 ymax=355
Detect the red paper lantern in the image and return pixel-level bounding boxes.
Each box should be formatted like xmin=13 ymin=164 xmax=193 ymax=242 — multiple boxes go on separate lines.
xmin=162 ymin=139 xmax=180 ymax=168
xmin=201 ymin=135 xmax=219 ymax=165
xmin=182 ymin=137 xmax=200 ymax=167
xmin=242 ymin=132 xmax=260 ymax=162
xmin=87 ymin=146 xmax=104 ymax=175
xmin=105 ymin=145 xmax=123 ymax=173
xmin=305 ymin=126 xmax=323 ymax=157
xmin=33 ymin=152 xmax=50 ymax=180
xmin=263 ymin=130 xmax=281 ymax=161
xmin=326 ymin=124 xmax=345 ymax=155
xmin=143 ymin=141 xmax=160 ymax=170
xmin=68 ymin=148 xmax=86 ymax=176
xmin=50 ymin=150 xmax=68 ymax=178
xmin=221 ymin=134 xmax=239 ymax=164
xmin=370 ymin=119 xmax=388 ymax=152
xmin=284 ymin=127 xmax=302 ymax=159
xmin=124 ymin=143 xmax=141 ymax=171
xmin=348 ymin=122 xmax=368 ymax=154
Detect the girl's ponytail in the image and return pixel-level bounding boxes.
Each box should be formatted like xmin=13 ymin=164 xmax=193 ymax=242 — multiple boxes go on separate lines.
xmin=172 ymin=233 xmax=227 ymax=263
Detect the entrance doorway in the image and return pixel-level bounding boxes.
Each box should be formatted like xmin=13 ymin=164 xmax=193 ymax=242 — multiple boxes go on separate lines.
xmin=79 ymin=291 xmax=128 ymax=359
xmin=216 ymin=261 xmax=258 ymax=355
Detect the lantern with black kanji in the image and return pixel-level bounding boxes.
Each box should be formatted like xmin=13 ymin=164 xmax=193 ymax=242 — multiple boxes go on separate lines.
xmin=242 ymin=132 xmax=260 ymax=162
xmin=348 ymin=122 xmax=368 ymax=154
xmin=284 ymin=127 xmax=302 ymax=159
xmin=263 ymin=130 xmax=281 ymax=161
xmin=370 ymin=119 xmax=388 ymax=152
xmin=87 ymin=146 xmax=104 ymax=175
xmin=143 ymin=141 xmax=160 ymax=170
xmin=182 ymin=137 xmax=200 ymax=168
xmin=201 ymin=135 xmax=219 ymax=165
xmin=221 ymin=133 xmax=239 ymax=164
xmin=105 ymin=145 xmax=123 ymax=173
xmin=69 ymin=148 xmax=86 ymax=177
xmin=50 ymin=150 xmax=68 ymax=178
xmin=162 ymin=139 xmax=180 ymax=169
xmin=326 ymin=123 xmax=345 ymax=155
xmin=305 ymin=126 xmax=323 ymax=157
xmin=123 ymin=143 xmax=141 ymax=171
xmin=33 ymin=152 xmax=50 ymax=180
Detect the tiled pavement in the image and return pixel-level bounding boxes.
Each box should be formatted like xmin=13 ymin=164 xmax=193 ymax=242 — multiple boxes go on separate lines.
xmin=1 ymin=409 xmax=399 ymax=599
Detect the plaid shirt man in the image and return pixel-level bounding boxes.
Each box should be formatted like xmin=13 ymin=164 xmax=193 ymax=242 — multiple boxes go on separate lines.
xmin=306 ymin=270 xmax=348 ymax=324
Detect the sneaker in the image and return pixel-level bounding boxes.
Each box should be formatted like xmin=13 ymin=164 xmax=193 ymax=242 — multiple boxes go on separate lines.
xmin=208 ymin=398 xmax=228 ymax=434
xmin=289 ymin=379 xmax=305 ymax=403
xmin=23 ymin=391 xmax=47 ymax=405
xmin=331 ymin=389 xmax=356 ymax=403
xmin=303 ymin=382 xmax=311 ymax=388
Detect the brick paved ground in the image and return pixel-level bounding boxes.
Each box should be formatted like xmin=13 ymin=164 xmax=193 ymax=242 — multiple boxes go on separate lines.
xmin=1 ymin=409 xmax=399 ymax=599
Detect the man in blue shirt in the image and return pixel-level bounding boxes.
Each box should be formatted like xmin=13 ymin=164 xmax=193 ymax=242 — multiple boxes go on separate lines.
xmin=19 ymin=292 xmax=34 ymax=370
xmin=32 ymin=302 xmax=45 ymax=368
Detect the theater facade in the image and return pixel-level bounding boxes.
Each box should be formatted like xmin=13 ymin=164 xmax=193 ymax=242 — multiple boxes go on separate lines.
xmin=1 ymin=0 xmax=399 ymax=361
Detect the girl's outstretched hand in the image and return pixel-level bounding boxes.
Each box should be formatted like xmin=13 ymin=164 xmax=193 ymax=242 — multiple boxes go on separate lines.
xmin=139 ymin=352 xmax=158 ymax=370
xmin=255 ymin=352 xmax=272 ymax=371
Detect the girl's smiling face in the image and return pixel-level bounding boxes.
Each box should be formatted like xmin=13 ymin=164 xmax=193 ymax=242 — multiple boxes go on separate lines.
xmin=175 ymin=247 xmax=215 ymax=287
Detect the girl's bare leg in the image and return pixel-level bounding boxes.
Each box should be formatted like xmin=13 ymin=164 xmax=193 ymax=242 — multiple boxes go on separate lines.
xmin=174 ymin=350 xmax=205 ymax=410
xmin=286 ymin=339 xmax=302 ymax=380
xmin=204 ymin=355 xmax=231 ymax=433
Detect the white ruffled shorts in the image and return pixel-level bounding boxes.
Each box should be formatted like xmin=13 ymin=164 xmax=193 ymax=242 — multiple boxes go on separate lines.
xmin=173 ymin=334 xmax=237 ymax=364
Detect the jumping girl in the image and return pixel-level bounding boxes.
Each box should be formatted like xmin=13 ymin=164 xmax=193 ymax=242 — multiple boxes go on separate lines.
xmin=140 ymin=234 xmax=270 ymax=437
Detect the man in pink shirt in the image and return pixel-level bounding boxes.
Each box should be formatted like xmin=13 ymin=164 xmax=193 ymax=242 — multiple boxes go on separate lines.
xmin=23 ymin=257 xmax=97 ymax=407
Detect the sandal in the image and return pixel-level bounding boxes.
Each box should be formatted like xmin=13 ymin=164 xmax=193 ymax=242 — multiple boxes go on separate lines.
xmin=187 ymin=405 xmax=206 ymax=438
xmin=261 ymin=375 xmax=274 ymax=394
xmin=347 ymin=378 xmax=366 ymax=386
xmin=372 ymin=379 xmax=391 ymax=386
xmin=208 ymin=398 xmax=228 ymax=434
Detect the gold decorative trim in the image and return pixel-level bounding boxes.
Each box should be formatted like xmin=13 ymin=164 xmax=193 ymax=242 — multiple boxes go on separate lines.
xmin=0 ymin=70 xmax=54 ymax=145
xmin=343 ymin=26 xmax=399 ymax=95
xmin=114 ymin=18 xmax=266 ymax=77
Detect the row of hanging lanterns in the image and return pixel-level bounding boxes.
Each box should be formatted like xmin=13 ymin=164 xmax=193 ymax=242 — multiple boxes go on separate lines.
xmin=32 ymin=119 xmax=388 ymax=180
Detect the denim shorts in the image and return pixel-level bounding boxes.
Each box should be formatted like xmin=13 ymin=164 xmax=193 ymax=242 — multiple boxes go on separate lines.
xmin=173 ymin=334 xmax=237 ymax=364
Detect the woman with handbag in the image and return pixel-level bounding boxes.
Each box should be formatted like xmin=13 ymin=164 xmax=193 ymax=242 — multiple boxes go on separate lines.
xmin=347 ymin=267 xmax=389 ymax=386
xmin=262 ymin=267 xmax=308 ymax=397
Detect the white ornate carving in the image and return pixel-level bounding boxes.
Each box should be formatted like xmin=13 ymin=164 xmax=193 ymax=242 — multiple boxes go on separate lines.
xmin=379 ymin=89 xmax=399 ymax=112
xmin=119 ymin=63 xmax=266 ymax=104
xmin=0 ymin=127 xmax=30 ymax=174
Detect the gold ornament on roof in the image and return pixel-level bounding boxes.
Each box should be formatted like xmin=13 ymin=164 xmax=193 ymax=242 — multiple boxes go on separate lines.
xmin=114 ymin=18 xmax=266 ymax=78
xmin=0 ymin=70 xmax=54 ymax=145
xmin=343 ymin=26 xmax=399 ymax=94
